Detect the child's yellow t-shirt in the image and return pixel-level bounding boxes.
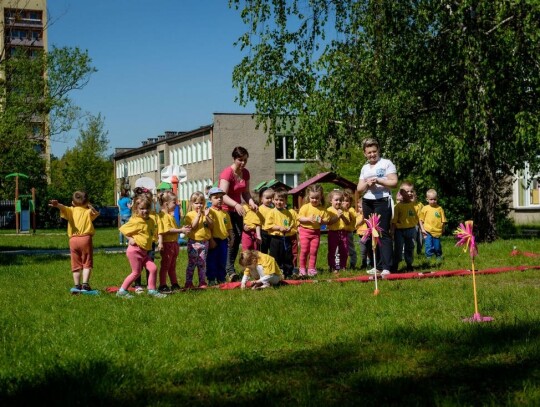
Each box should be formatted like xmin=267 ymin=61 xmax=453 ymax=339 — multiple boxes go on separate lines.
xmin=298 ymin=203 xmax=330 ymax=230
xmin=119 ymin=215 xmax=157 ymax=250
xmin=356 ymin=213 xmax=368 ymax=236
xmin=184 ymin=211 xmax=212 ymax=241
xmin=209 ymin=207 xmax=232 ymax=240
xmin=326 ymin=206 xmax=351 ymax=231
xmin=243 ymin=204 xmax=263 ymax=230
xmin=158 ymin=212 xmax=180 ymax=243
xmin=392 ymin=202 xmax=419 ymax=229
xmin=258 ymin=204 xmax=273 ymax=224
xmin=243 ymin=252 xmax=284 ymax=278
xmin=420 ymin=205 xmax=446 ymax=237
xmin=60 ymin=206 xmax=99 ymax=237
xmin=264 ymin=207 xmax=297 ymax=237
xmin=344 ymin=208 xmax=357 ymax=232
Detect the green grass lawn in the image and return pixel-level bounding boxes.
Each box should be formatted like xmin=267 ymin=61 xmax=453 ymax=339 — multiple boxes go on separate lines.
xmin=1 ymin=228 xmax=540 ymax=405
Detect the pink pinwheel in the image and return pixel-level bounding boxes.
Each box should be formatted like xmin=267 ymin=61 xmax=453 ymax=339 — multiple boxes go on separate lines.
xmin=454 ymin=221 xmax=478 ymax=258
xmin=361 ymin=213 xmax=383 ymax=246
xmin=362 ymin=213 xmax=383 ymax=295
xmin=454 ymin=221 xmax=493 ymax=323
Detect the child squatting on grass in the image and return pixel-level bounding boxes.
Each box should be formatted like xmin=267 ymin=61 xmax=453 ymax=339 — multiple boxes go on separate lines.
xmin=117 ymin=193 xmax=166 ymax=298
xmin=239 ymin=250 xmax=284 ymax=289
xmin=49 ymin=191 xmax=99 ymax=293
xmin=156 ymin=190 xmax=192 ymax=294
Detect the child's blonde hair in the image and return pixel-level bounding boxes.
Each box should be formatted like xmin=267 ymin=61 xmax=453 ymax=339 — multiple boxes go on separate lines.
xmin=426 ymin=189 xmax=438 ymax=198
xmin=132 ymin=194 xmax=152 ymax=215
xmin=72 ymin=191 xmax=89 ymax=206
xmin=327 ymin=189 xmax=344 ymax=204
xmin=239 ymin=250 xmax=259 ymax=268
xmin=189 ymin=191 xmax=205 ymax=210
xmin=305 ymin=184 xmax=324 ymax=205
xmin=343 ymin=188 xmax=354 ymax=201
xmin=158 ymin=190 xmax=177 ymax=207
xmin=259 ymin=187 xmax=274 ymax=201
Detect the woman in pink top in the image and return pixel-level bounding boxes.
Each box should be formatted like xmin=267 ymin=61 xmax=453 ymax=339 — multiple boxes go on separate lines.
xmin=218 ymin=146 xmax=258 ymax=280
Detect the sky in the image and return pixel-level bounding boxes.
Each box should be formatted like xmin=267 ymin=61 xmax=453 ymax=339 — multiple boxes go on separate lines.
xmin=47 ymin=0 xmax=254 ymax=157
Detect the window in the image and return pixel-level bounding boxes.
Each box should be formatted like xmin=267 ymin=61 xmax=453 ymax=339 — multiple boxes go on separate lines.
xmin=276 ymin=173 xmax=299 ymax=188
xmin=275 ymin=136 xmax=297 ymax=160
xmin=202 ymin=141 xmax=208 ymax=161
xmin=159 ymin=150 xmax=165 ymax=166
xmin=516 ymin=165 xmax=540 ymax=207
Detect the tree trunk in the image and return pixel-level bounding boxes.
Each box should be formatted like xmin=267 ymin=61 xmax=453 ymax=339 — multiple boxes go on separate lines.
xmin=471 ymin=149 xmax=498 ymax=242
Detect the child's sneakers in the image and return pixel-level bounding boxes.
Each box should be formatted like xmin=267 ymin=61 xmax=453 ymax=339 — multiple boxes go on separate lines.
xmin=307 ymin=269 xmax=317 ymax=277
xmin=134 ymin=286 xmax=145 ymax=294
xmin=158 ymin=285 xmax=171 ymax=294
xmin=199 ymin=281 xmax=208 ymax=289
xmin=170 ymin=283 xmax=182 ymax=292
xmin=116 ymin=288 xmax=133 ymax=299
xmin=367 ymin=268 xmax=377 ymax=275
xmin=81 ymin=283 xmax=92 ymax=291
xmin=147 ymin=289 xmax=167 ymax=298
xmin=298 ymin=268 xmax=307 ymax=277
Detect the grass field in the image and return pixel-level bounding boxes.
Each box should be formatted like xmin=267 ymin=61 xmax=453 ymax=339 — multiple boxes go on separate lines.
xmin=1 ymin=228 xmax=540 ymax=405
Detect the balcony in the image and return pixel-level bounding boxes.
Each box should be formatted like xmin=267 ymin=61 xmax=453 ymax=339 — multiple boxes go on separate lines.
xmin=5 ymin=16 xmax=43 ymax=27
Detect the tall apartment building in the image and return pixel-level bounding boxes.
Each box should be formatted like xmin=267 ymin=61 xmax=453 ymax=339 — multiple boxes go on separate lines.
xmin=113 ymin=113 xmax=307 ymax=201
xmin=0 ymin=0 xmax=49 ymax=168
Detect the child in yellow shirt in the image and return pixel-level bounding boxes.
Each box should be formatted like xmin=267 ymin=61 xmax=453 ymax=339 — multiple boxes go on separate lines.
xmin=326 ymin=189 xmax=351 ymax=273
xmin=242 ymin=198 xmax=263 ymax=250
xmin=183 ymin=191 xmax=214 ymax=288
xmin=157 ymin=190 xmax=191 ymax=293
xmin=207 ymin=187 xmax=233 ymax=285
xmin=239 ymin=250 xmax=283 ymax=289
xmin=342 ymin=189 xmax=358 ymax=269
xmin=355 ymin=201 xmax=373 ymax=269
xmin=297 ymin=184 xmax=330 ymax=277
xmin=419 ymin=189 xmax=447 ymax=262
xmin=118 ymin=193 xmax=166 ymax=298
xmin=264 ymin=189 xmax=297 ymax=278
xmin=257 ymin=187 xmax=274 ymax=254
xmin=49 ymin=191 xmax=99 ymax=294
xmin=391 ymin=181 xmax=419 ymax=272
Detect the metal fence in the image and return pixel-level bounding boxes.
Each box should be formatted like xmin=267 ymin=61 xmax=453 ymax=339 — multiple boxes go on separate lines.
xmin=0 ymin=200 xmax=16 ymax=228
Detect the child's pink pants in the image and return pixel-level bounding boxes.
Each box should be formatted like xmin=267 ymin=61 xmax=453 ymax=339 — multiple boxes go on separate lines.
xmin=298 ymin=227 xmax=320 ymax=270
xmin=241 ymin=229 xmax=258 ymax=251
xmin=160 ymin=241 xmax=179 ymax=286
xmin=327 ymin=230 xmax=349 ymax=271
xmin=121 ymin=244 xmax=157 ymax=290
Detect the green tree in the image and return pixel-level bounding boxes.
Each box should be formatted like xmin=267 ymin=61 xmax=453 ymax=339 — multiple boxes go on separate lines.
xmin=50 ymin=114 xmax=114 ymax=207
xmin=231 ymin=0 xmax=540 ymax=241
xmin=0 ymin=46 xmax=96 ymax=199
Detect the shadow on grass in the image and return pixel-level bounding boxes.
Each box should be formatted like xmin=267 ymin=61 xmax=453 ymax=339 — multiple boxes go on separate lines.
xmin=2 ymin=322 xmax=539 ymax=406
xmin=0 ymin=253 xmax=69 ymax=266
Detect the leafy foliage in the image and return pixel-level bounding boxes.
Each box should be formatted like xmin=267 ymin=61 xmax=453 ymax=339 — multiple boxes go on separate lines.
xmin=49 ymin=114 xmax=114 ymax=207
xmin=0 ymin=46 xmax=96 ymax=224
xmin=230 ymin=0 xmax=540 ymax=241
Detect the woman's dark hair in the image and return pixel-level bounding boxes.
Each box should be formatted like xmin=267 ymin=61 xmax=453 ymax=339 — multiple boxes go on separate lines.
xmin=232 ymin=146 xmax=249 ymax=159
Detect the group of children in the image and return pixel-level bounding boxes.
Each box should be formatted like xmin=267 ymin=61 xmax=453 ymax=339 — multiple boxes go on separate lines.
xmin=49 ymin=180 xmax=446 ymax=296
xmin=391 ymin=183 xmax=447 ymax=273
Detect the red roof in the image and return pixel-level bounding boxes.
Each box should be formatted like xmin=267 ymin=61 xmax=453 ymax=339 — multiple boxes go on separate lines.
xmin=289 ymin=172 xmax=356 ymax=195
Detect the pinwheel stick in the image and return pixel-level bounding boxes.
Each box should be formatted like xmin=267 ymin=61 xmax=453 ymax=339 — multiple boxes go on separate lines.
xmin=372 ymin=233 xmax=379 ymax=295
xmin=455 ymin=221 xmax=493 ymax=323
